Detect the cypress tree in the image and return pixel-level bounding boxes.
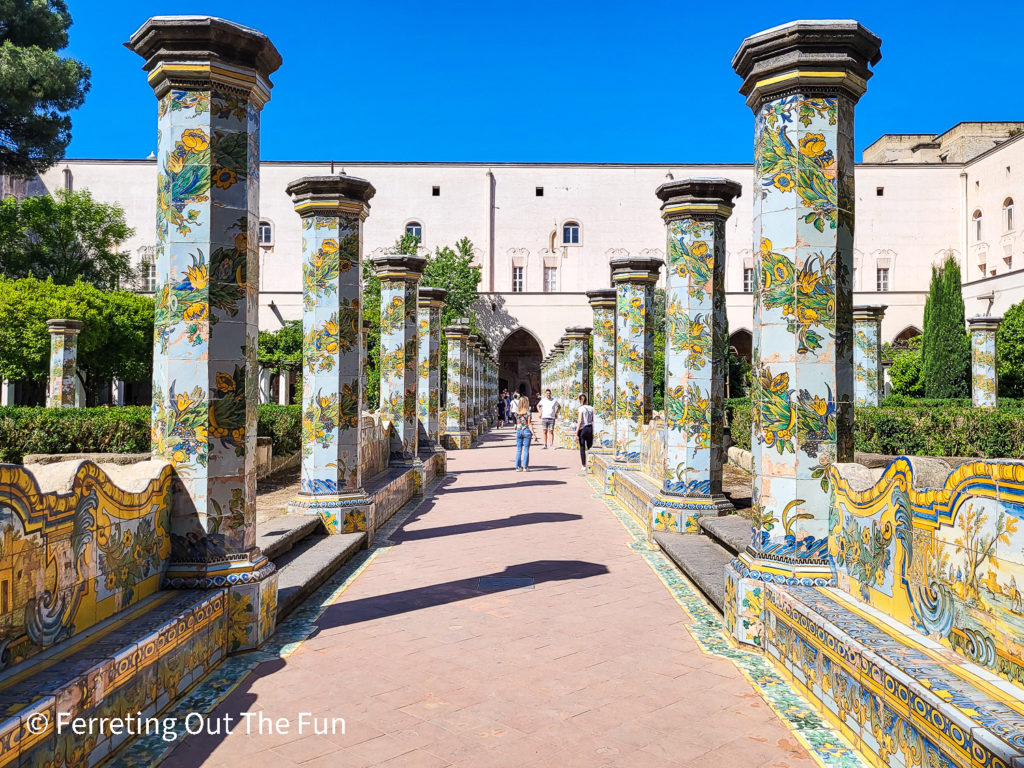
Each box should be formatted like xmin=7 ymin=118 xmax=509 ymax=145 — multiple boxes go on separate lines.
xmin=921 ymin=254 xmax=970 ymax=398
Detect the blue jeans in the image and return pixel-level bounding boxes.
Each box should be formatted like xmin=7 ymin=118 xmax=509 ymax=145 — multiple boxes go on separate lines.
xmin=515 ymin=428 xmax=531 ymax=468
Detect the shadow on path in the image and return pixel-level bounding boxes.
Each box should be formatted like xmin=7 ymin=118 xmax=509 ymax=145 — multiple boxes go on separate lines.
xmin=393 ymin=512 xmax=583 ymax=542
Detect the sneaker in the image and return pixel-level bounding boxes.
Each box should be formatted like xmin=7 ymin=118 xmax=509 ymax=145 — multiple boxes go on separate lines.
xmin=524 ymin=467 xmax=530 ymax=472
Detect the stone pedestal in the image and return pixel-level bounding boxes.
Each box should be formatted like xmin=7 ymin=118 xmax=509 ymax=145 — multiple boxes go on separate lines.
xmin=652 ymin=178 xmax=740 ymax=534
xmin=372 ymin=253 xmax=427 ymax=465
xmin=442 ymin=320 xmax=472 ymax=449
xmin=46 ymin=319 xmax=83 ymax=408
xmin=724 ymin=20 xmax=881 ymax=648
xmin=854 ymin=305 xmax=886 ymax=407
xmin=285 ymin=175 xmax=375 ymax=534
xmin=128 ymin=15 xmax=283 ymax=651
xmin=587 ymin=289 xmax=617 ymax=453
xmin=417 ymin=287 xmax=447 ymax=444
xmin=969 ymin=316 xmax=1001 ymax=408
xmin=610 ymin=255 xmax=663 ymax=466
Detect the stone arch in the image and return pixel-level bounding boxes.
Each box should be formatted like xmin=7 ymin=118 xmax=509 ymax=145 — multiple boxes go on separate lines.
xmin=892 ymin=325 xmax=922 ymax=348
xmin=729 ymin=328 xmax=753 ymax=363
xmin=498 ymin=327 xmax=544 ymax=402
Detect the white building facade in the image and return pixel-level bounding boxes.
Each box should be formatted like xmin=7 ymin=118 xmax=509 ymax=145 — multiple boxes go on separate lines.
xmin=34 ymin=123 xmax=1024 ymax=395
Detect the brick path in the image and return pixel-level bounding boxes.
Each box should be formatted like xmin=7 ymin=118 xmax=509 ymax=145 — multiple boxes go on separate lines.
xmin=170 ymin=429 xmax=817 ymax=768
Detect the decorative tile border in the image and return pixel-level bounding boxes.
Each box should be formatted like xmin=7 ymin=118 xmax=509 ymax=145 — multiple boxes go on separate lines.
xmin=112 ymin=491 xmax=430 ymax=766
xmin=587 ymin=476 xmax=870 ymax=768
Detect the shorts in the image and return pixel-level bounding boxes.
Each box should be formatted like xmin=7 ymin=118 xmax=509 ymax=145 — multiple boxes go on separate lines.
xmin=541 ymin=417 xmax=555 ymax=430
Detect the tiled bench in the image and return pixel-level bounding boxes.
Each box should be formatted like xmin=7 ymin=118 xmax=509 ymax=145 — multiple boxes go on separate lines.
xmin=764 ymin=585 xmax=1024 ymax=768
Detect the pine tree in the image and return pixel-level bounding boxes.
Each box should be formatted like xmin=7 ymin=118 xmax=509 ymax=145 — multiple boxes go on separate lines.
xmin=920 ymin=253 xmax=970 ymax=398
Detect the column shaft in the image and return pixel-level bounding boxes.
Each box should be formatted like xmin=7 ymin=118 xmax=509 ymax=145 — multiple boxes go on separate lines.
xmin=587 ymin=290 xmax=617 ymax=452
xmin=854 ymin=306 xmax=886 ymax=407
xmin=417 ymin=287 xmax=447 ymax=443
xmin=46 ymin=319 xmax=83 ymax=408
xmin=969 ymin=316 xmax=1001 ymax=408
xmin=443 ymin=320 xmax=472 ymax=448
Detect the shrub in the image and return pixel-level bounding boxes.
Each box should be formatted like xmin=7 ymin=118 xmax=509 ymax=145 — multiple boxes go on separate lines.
xmin=998 ymin=299 xmax=1024 ymax=397
xmin=725 ymin=399 xmax=753 ymax=451
xmin=0 ymin=404 xmax=302 ymax=464
xmin=887 ymin=336 xmax=925 ymax=397
xmin=921 ymin=255 xmax=970 ymax=398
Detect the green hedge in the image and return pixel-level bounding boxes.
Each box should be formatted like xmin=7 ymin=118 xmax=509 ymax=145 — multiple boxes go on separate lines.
xmin=725 ymin=399 xmax=1024 ymax=458
xmin=0 ymin=404 xmax=302 ymax=464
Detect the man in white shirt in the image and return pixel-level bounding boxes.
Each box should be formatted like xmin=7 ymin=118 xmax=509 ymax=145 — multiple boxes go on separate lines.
xmin=536 ymin=389 xmax=560 ymax=449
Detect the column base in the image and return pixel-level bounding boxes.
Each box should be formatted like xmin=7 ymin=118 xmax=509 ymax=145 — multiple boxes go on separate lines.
xmin=287 ymin=490 xmax=372 ymax=534
xmin=227 ymin=568 xmax=279 ymax=653
xmin=163 ymin=551 xmax=275 ymax=589
xmin=443 ymin=430 xmax=472 ymax=449
xmin=650 ymin=493 xmax=734 ymax=535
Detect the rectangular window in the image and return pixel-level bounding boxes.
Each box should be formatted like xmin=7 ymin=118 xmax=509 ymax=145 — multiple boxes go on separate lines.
xmin=512 ymin=266 xmax=524 ymax=293
xmin=544 ymin=266 xmax=557 ymax=292
xmin=145 ymin=262 xmax=157 ymax=293
xmin=876 ymin=187 xmax=884 ymax=196
xmin=259 ymin=222 xmax=273 ymax=245
xmin=876 ymin=267 xmax=890 ymax=292
xmin=742 ymin=267 xmax=754 ymax=293
xmin=432 ymin=186 xmax=440 ymax=197
xmin=536 ymin=187 xmax=544 ymax=196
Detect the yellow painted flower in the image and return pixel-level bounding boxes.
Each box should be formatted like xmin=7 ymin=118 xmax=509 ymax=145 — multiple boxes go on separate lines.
xmin=180 ymin=128 xmax=209 ymax=152
xmin=630 ymin=297 xmax=642 ymax=308
xmin=321 ymin=239 xmax=338 ymax=253
xmin=213 ymin=168 xmax=237 ymax=190
xmin=105 ymin=573 xmax=116 ymax=590
xmin=173 ymin=391 xmax=195 ymax=413
xmin=773 ymin=172 xmax=796 ymax=192
xmin=862 ymin=528 xmax=871 ymax=545
xmin=768 ymin=372 xmax=790 ymax=393
xmin=183 ymin=302 xmax=207 ymax=323
xmin=796 ymin=305 xmax=820 ymax=324
xmin=760 ymin=238 xmax=773 ymax=254
xmin=195 ymin=425 xmax=208 ymax=443
xmin=184 ymin=261 xmax=208 ymax=291
xmin=234 ymin=232 xmax=248 ymax=253
xmin=166 ymin=150 xmax=185 ymax=175
xmin=800 ymin=133 xmax=827 ymax=158
xmin=172 ymin=449 xmax=186 ymax=463
xmin=216 ymin=372 xmax=236 ymax=392
xmin=690 ymin=241 xmax=709 ymax=258
xmin=809 ymin=396 xmax=829 ymax=416
xmin=796 ymin=271 xmax=820 ymax=294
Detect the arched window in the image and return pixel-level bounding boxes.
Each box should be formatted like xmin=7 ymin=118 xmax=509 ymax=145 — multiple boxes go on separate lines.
xmin=62 ymin=168 xmax=73 ymax=191
xmin=973 ymin=210 xmax=983 ymax=242
xmin=1004 ymin=198 xmax=1015 ymax=232
xmin=405 ymin=221 xmax=423 ymax=240
xmin=562 ymin=221 xmax=580 ymax=245
xmin=258 ymin=220 xmax=273 ymax=246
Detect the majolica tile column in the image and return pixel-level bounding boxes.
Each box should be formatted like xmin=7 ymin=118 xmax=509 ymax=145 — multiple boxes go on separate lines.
xmin=853 ymin=305 xmax=886 ymax=407
xmin=587 ymin=289 xmax=617 ymax=453
xmin=611 ymin=255 xmax=664 ymax=466
xmin=285 ymin=175 xmax=374 ymax=534
xmin=360 ymin=318 xmax=371 ymax=415
xmin=371 ymin=253 xmax=426 ymax=465
xmin=46 ymin=319 xmax=83 ymax=408
xmin=652 ymin=179 xmax=740 ymax=534
xmin=969 ymin=316 xmax=1001 ymax=408
xmin=465 ymin=336 xmax=478 ymax=439
xmin=129 ymin=16 xmax=283 ymax=651
xmin=417 ymin=287 xmax=447 ymax=443
xmin=725 ymin=21 xmax=881 ymax=647
xmin=565 ymin=326 xmax=592 ymax=433
xmin=443 ymin=320 xmax=472 ymax=448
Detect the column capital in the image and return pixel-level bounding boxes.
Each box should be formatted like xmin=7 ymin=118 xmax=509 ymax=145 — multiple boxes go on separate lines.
xmin=126 ymin=15 xmax=283 ymax=104
xmin=418 ymin=286 xmax=448 ymax=308
xmin=443 ymin=322 xmax=470 ymax=340
xmin=586 ymin=288 xmax=617 ymax=308
xmin=853 ymin=305 xmax=887 ymax=323
xmin=968 ymin=316 xmax=1003 ymax=332
xmin=657 ymin=178 xmax=742 ymax=222
xmin=732 ymin=20 xmax=881 ymax=109
xmin=370 ymin=253 xmax=427 ymax=281
xmin=610 ymin=255 xmax=663 ymax=285
xmin=46 ymin=318 xmax=84 ymax=335
xmin=286 ymin=175 xmax=375 ymax=220
xmin=566 ymin=326 xmax=593 ymax=340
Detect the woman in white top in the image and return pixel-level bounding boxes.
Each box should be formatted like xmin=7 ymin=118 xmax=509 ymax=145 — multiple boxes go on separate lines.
xmin=575 ymin=393 xmax=595 ymax=470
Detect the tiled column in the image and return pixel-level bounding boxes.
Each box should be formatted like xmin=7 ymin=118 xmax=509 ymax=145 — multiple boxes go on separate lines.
xmin=854 ymin=305 xmax=886 ymax=407
xmin=417 ymin=287 xmax=447 ymax=443
xmin=360 ymin=318 xmax=371 ymax=416
xmin=46 ymin=319 xmax=83 ymax=408
xmin=465 ymin=337 xmax=478 ymax=439
xmin=652 ymin=179 xmax=740 ymax=535
xmin=565 ymin=326 xmax=592 ymax=434
xmin=371 ymin=253 xmax=426 ymax=465
xmin=285 ymin=175 xmax=374 ymax=535
xmin=725 ymin=21 xmax=881 ymax=647
xmin=611 ymin=256 xmax=664 ymax=466
xmin=129 ymin=16 xmax=283 ymax=651
xmin=587 ymin=289 xmax=617 ymax=453
xmin=443 ymin=320 xmax=472 ymax=448
xmin=969 ymin=316 xmax=1001 ymax=408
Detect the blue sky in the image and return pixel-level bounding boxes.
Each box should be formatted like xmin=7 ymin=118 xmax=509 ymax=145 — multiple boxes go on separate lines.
xmin=64 ymin=0 xmax=1021 ymax=163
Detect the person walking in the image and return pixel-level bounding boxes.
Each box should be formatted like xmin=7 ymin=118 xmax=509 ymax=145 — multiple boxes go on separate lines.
xmin=497 ymin=389 xmax=507 ymax=428
xmin=514 ymin=393 xmax=534 ymax=471
xmin=575 ymin=393 xmax=595 ymax=471
xmin=536 ymin=388 xmax=560 ymax=450
xmin=503 ymin=391 xmax=513 ymax=426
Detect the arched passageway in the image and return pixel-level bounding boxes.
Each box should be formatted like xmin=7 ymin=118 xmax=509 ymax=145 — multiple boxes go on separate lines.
xmin=498 ymin=329 xmax=542 ymax=402
xmin=729 ymin=329 xmax=753 ymax=363
xmin=892 ymin=325 xmax=922 ymax=347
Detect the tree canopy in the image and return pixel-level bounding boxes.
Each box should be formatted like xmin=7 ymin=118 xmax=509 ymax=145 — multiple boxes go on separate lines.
xmin=0 ymin=276 xmax=153 ymax=404
xmin=0 ymin=189 xmax=134 ymax=288
xmin=0 ymin=0 xmax=91 ymax=177
xmin=997 ymin=300 xmax=1024 ymax=397
xmin=920 ymin=253 xmax=970 ymax=399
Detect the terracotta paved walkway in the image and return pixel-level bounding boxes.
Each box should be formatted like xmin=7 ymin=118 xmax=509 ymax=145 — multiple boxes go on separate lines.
xmin=171 ymin=430 xmax=817 ymax=768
